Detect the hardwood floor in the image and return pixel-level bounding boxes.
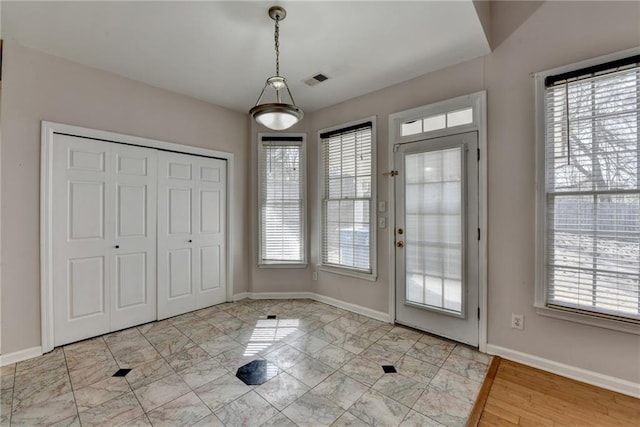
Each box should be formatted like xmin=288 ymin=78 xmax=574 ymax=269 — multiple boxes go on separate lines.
xmin=467 ymin=357 xmax=640 ymax=427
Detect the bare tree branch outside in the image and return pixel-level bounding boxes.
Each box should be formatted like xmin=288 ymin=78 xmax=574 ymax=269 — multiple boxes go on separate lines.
xmin=546 ymin=65 xmax=640 ymax=320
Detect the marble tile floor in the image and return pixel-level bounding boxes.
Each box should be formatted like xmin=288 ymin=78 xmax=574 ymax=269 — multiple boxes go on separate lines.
xmin=0 ymin=299 xmax=491 ymax=427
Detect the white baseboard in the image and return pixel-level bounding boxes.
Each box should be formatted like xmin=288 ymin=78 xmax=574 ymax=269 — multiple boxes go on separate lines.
xmin=234 ymin=291 xmax=391 ymax=323
xmin=486 ymin=344 xmax=640 ymax=398
xmin=0 ymin=346 xmax=43 ymax=367
xmin=311 ymin=293 xmax=391 ymax=323
xmin=246 ymin=291 xmax=314 ymax=301
xmin=232 ymin=292 xmax=250 ymax=301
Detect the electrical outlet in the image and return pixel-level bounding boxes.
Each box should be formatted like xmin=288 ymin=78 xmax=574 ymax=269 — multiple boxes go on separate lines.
xmin=312 ymin=271 xmax=318 ymax=281
xmin=511 ymin=313 xmax=524 ymax=330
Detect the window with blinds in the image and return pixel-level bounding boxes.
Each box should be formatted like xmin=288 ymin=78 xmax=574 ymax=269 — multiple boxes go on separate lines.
xmin=320 ymin=120 xmax=375 ymax=275
xmin=258 ymin=135 xmax=305 ymax=265
xmin=543 ymin=55 xmax=640 ymax=322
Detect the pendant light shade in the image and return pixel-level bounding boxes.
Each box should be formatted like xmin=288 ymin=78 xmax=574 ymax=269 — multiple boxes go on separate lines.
xmin=250 ymin=6 xmax=303 ymax=131
xmin=251 ymin=103 xmax=303 ymax=131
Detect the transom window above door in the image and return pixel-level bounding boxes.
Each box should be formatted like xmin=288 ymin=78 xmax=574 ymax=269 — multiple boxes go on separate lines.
xmin=392 ymin=95 xmax=483 ymax=144
xmin=400 ymin=107 xmax=473 ymax=137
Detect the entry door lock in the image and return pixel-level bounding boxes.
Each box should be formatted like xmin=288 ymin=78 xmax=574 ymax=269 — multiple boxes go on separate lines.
xmin=396 ymin=240 xmax=404 ymax=248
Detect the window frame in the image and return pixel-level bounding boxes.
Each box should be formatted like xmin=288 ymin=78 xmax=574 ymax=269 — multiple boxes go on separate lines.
xmin=257 ymin=132 xmax=307 ymax=268
xmin=318 ymin=116 xmax=377 ymax=281
xmin=534 ymin=47 xmax=640 ymax=334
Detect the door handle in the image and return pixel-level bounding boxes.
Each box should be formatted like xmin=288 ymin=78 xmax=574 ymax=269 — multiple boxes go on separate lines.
xmin=115 ymin=245 xmax=120 ymax=249
xmin=396 ymin=240 xmax=404 ymax=248
xmin=188 ymin=239 xmax=193 ymax=243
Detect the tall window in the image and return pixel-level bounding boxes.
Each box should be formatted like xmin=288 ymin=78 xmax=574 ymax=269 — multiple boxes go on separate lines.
xmin=541 ymin=54 xmax=639 ymax=322
xmin=320 ymin=119 xmax=376 ymax=278
xmin=258 ymin=135 xmax=305 ymax=265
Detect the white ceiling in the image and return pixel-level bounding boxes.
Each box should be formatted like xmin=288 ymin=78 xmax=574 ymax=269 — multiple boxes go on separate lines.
xmin=1 ymin=1 xmax=490 ymax=113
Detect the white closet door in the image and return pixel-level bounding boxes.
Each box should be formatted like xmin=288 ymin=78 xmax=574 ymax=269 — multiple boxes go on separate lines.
xmin=157 ymin=152 xmax=227 ymax=319
xmin=53 ymin=135 xmax=112 ymax=346
xmin=52 ymin=134 xmax=158 ymax=346
xmin=157 ymin=152 xmax=196 ymax=319
xmin=195 ymin=156 xmax=227 ymax=309
xmin=110 ymin=144 xmax=157 ymax=331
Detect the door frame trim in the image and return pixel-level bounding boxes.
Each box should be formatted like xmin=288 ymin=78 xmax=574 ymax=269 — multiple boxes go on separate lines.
xmin=40 ymin=121 xmax=235 ymax=353
xmin=387 ymin=91 xmax=488 ymax=352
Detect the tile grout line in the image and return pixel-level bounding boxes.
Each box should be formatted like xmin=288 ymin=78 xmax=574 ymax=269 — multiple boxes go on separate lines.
xmin=101 ymin=334 xmax=151 ymax=425
xmin=61 ymin=346 xmax=83 ymax=426
xmin=6 ymin=363 xmax=16 ymax=427
xmin=165 ymin=305 xmax=274 ymax=424
xmin=134 ymin=317 xmax=210 ymax=421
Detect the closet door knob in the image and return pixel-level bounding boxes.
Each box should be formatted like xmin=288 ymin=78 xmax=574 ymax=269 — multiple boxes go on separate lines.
xmin=188 ymin=240 xmax=193 ymax=243
xmin=115 ymin=245 xmax=120 ymax=249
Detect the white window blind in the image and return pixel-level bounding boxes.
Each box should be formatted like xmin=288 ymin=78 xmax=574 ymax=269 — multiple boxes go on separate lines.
xmin=544 ymin=56 xmax=640 ymax=321
xmin=259 ymin=136 xmax=305 ymax=265
xmin=320 ymin=122 xmax=374 ymax=273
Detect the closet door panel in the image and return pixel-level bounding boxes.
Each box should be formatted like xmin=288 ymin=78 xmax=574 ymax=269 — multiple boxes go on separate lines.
xmin=200 ymin=189 xmax=220 ymax=233
xmin=169 ymin=189 xmax=192 ymax=234
xmin=195 ymin=158 xmax=227 ymax=308
xmin=116 ymin=184 xmax=147 ymax=237
xmin=168 ymin=248 xmax=193 ymax=298
xmin=158 ymin=153 xmax=227 ymax=318
xmin=200 ymin=246 xmax=221 ymax=291
xmin=53 ymin=135 xmax=111 ymax=346
xmin=115 ymin=253 xmax=146 ymax=308
xmin=110 ymin=145 xmax=157 ymax=331
xmin=157 ymin=152 xmax=198 ymax=319
xmin=68 ymin=256 xmax=106 ymax=318
xmin=69 ymin=181 xmax=105 ymax=240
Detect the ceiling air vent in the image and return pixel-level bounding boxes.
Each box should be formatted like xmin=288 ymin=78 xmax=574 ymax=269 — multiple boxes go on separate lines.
xmin=303 ymin=73 xmax=330 ymax=87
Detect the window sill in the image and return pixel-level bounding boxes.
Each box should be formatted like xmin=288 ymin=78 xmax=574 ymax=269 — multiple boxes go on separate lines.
xmin=258 ymin=262 xmax=307 ymax=269
xmin=319 ymin=265 xmax=377 ymax=282
xmin=535 ymin=304 xmax=640 ymax=335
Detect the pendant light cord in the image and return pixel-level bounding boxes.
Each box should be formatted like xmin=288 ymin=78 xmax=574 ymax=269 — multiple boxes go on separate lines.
xmin=274 ymin=16 xmax=280 ymax=76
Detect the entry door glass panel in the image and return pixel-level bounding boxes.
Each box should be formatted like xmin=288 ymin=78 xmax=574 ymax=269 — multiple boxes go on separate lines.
xmin=405 ymin=147 xmax=463 ymax=315
xmin=395 ymin=132 xmax=479 ymax=346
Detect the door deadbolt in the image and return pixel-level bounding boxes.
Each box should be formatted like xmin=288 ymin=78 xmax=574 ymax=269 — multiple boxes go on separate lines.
xmin=397 ymin=228 xmax=404 ymax=235
xmin=396 ymin=240 xmax=404 ymax=248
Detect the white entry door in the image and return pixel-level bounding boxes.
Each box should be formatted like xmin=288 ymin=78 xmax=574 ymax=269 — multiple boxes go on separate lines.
xmin=52 ymin=134 xmax=157 ymax=346
xmin=394 ymin=132 xmax=479 ymax=346
xmin=157 ymin=152 xmax=227 ymax=319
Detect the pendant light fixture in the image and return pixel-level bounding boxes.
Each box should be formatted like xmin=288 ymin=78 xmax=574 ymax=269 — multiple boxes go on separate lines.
xmin=250 ymin=6 xmax=303 ymax=131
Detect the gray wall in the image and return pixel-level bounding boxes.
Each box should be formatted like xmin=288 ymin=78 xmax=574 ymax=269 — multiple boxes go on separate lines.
xmin=0 ymin=41 xmax=250 ymax=354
